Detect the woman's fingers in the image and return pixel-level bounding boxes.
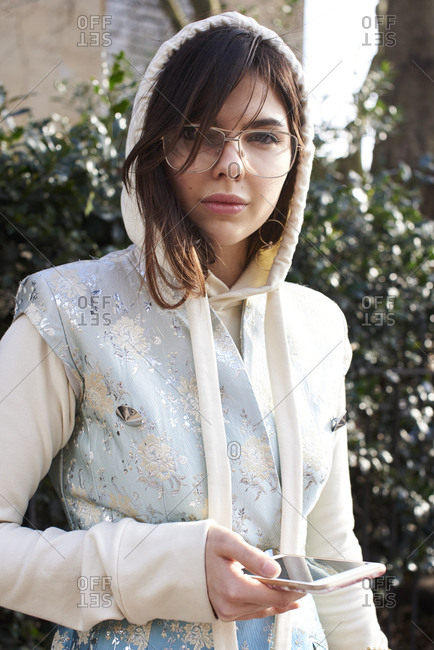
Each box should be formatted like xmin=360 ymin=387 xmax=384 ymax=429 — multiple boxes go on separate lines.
xmin=233 ymin=600 xmax=301 ymax=621
xmin=208 ymin=523 xmax=280 ymax=577
xmin=205 ymin=523 xmax=305 ymax=622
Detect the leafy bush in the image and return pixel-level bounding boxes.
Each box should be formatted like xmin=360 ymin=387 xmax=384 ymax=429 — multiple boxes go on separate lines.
xmin=289 ymin=167 xmax=433 ymax=580
xmin=0 ymin=53 xmax=136 ymax=329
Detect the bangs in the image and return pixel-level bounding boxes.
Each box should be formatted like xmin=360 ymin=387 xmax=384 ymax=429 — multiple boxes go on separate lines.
xmin=146 ymin=27 xmax=295 ymax=143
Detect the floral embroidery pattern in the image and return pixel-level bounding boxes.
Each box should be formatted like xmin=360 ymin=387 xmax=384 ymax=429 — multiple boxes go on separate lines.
xmin=105 ymin=621 xmax=152 ymax=650
xmin=66 ymin=486 xmax=105 ymax=529
xmin=84 ymin=370 xmax=114 ymax=417
xmin=304 ymin=461 xmax=327 ymax=491
xmin=76 ymin=630 xmax=91 ymax=645
xmin=232 ymin=495 xmax=251 ymax=536
xmin=106 ymin=493 xmax=139 ymax=519
xmin=183 ymin=622 xmax=213 ymax=650
xmin=240 ymin=435 xmax=278 ymax=499
xmin=51 ymin=629 xmax=72 ymax=650
xmin=106 ymin=314 xmax=152 ymax=361
xmin=137 ymin=433 xmax=187 ymax=498
xmin=177 ymin=375 xmax=201 ymax=422
xmin=168 ymin=621 xmax=213 ymax=650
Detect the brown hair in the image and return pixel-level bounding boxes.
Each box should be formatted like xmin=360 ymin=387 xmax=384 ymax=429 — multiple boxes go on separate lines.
xmin=123 ymin=25 xmax=305 ymax=308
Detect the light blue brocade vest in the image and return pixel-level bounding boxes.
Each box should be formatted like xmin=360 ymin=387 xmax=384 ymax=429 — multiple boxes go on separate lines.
xmin=15 ymin=246 xmax=339 ymax=650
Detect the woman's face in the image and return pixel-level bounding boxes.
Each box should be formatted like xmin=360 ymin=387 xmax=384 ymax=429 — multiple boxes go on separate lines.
xmin=167 ymin=75 xmax=289 ymax=276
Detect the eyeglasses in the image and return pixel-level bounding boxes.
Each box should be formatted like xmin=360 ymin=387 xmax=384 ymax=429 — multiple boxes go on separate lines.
xmin=163 ymin=125 xmax=300 ymax=178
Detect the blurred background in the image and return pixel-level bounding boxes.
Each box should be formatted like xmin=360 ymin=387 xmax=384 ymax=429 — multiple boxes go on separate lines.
xmin=0 ymin=0 xmax=433 ymax=648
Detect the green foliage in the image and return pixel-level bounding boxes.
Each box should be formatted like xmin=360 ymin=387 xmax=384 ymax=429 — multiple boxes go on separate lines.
xmin=0 ymin=52 xmax=137 ymax=328
xmin=0 ymin=52 xmax=432 ymax=648
xmin=289 ymin=166 xmax=433 ymax=583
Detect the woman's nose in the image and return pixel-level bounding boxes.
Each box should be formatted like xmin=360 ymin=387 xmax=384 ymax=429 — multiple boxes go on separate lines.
xmin=211 ymin=140 xmax=245 ymax=180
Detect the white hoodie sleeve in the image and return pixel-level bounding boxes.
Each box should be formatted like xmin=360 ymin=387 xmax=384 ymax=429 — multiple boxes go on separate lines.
xmin=305 ymin=333 xmax=389 ymax=650
xmin=0 ymin=315 xmax=216 ymax=630
xmin=306 ymin=426 xmax=389 ymax=649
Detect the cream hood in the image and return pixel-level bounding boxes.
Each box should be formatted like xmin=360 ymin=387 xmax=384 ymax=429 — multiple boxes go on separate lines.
xmin=121 ymin=11 xmax=315 ymax=306
xmin=120 ymin=13 xmax=314 ymax=650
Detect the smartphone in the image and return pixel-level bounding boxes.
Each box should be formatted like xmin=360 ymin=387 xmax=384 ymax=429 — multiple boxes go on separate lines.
xmin=244 ymin=554 xmax=386 ymax=594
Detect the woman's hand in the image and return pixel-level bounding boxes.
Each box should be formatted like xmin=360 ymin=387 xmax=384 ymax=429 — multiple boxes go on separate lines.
xmin=205 ymin=523 xmax=304 ymax=622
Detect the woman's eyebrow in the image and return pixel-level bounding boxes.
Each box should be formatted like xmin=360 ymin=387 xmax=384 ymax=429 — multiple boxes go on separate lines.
xmin=246 ymin=117 xmax=288 ymax=129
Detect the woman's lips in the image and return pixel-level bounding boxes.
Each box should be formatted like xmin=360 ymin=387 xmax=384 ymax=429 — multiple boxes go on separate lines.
xmin=201 ymin=193 xmax=248 ymax=215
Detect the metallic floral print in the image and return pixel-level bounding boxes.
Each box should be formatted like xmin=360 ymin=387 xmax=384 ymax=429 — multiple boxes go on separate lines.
xmin=15 ymin=245 xmax=345 ymax=649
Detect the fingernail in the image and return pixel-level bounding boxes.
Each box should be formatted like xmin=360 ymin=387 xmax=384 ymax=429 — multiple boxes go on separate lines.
xmin=262 ymin=559 xmax=280 ymax=578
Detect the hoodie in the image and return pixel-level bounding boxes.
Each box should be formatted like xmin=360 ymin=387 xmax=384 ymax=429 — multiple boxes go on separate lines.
xmin=0 ymin=11 xmax=388 ymax=650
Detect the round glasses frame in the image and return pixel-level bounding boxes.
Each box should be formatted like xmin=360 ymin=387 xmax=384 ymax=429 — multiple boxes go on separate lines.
xmin=162 ymin=125 xmax=302 ymax=179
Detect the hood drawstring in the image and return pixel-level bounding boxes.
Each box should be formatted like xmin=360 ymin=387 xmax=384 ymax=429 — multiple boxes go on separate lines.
xmin=186 ymin=297 xmax=238 ymax=647
xmin=265 ymin=287 xmax=305 ymax=648
xmin=186 ymin=297 xmax=232 ymax=528
xmin=187 ymin=286 xmax=304 ymax=649
xmin=265 ymin=287 xmax=304 ymax=555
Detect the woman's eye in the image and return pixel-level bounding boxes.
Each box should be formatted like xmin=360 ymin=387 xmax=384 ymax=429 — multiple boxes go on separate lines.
xmin=246 ymin=131 xmax=280 ymax=145
xmin=181 ymin=126 xmax=200 ymax=141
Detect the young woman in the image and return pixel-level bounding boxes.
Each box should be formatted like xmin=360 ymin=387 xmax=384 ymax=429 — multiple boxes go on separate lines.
xmin=0 ymin=11 xmax=389 ymax=650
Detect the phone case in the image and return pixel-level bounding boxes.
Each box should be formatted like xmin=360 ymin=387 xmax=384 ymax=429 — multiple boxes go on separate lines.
xmin=245 ymin=555 xmax=386 ymax=594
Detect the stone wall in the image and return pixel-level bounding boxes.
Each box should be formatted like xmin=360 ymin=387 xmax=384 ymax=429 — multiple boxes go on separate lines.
xmin=0 ymin=0 xmax=108 ymax=119
xmin=0 ymin=0 xmax=303 ymax=121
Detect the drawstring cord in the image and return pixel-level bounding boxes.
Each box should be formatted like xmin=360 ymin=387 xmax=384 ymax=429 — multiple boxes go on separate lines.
xmin=187 ymin=287 xmax=305 ymax=649
xmin=186 ymin=297 xmax=238 ymax=649
xmin=265 ymin=287 xmax=305 ymax=647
